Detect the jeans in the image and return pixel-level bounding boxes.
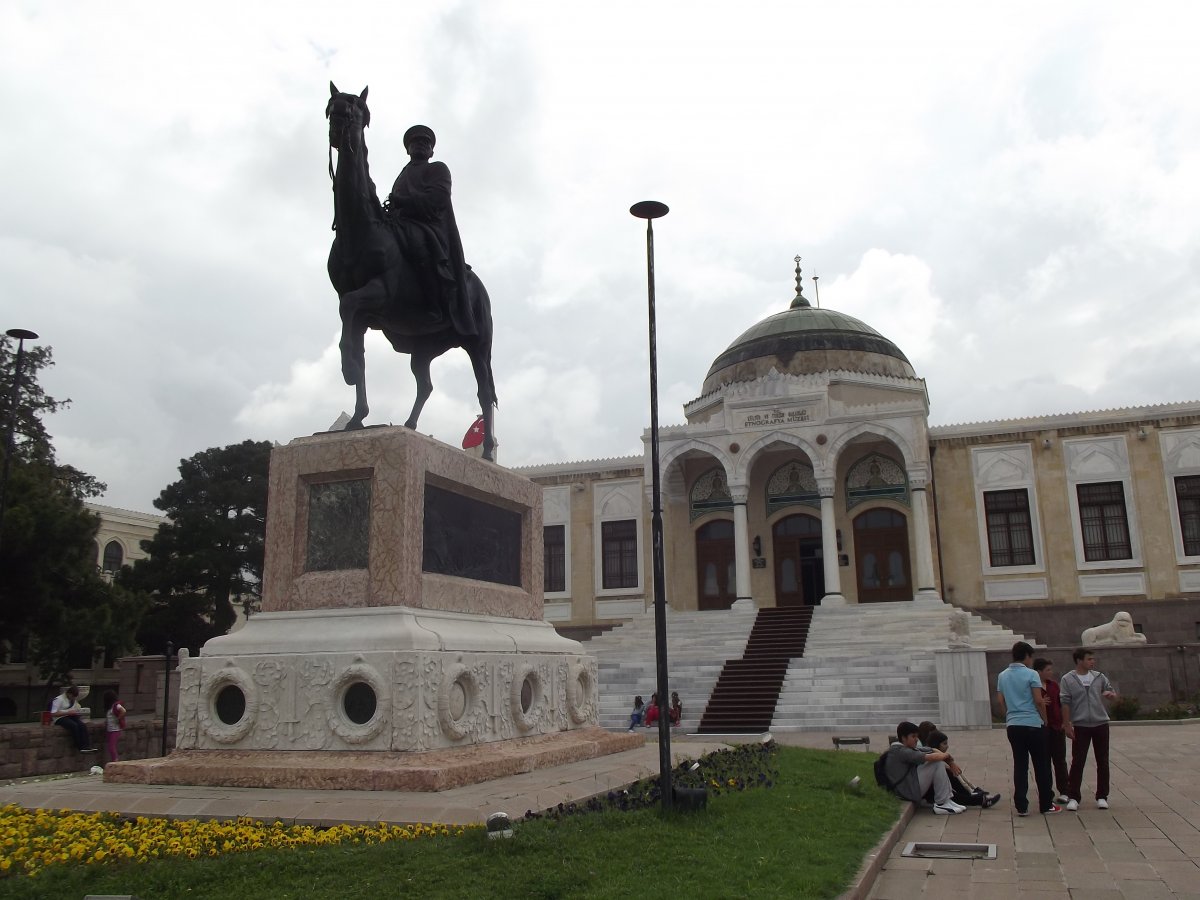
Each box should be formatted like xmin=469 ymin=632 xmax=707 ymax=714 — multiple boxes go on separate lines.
xmin=1068 ymin=723 xmax=1110 ymax=801
xmin=1047 ymin=727 xmax=1069 ymax=796
xmin=55 ymin=715 xmax=93 ymax=751
xmin=1006 ymin=724 xmax=1054 ymax=813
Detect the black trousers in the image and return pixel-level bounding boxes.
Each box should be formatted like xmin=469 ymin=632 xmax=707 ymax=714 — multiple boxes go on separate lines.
xmin=1006 ymin=724 xmax=1053 ymax=813
xmin=55 ymin=715 xmax=93 ymax=750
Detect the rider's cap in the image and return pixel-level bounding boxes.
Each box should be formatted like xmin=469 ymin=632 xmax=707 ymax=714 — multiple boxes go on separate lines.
xmin=403 ymin=125 xmax=436 ymax=151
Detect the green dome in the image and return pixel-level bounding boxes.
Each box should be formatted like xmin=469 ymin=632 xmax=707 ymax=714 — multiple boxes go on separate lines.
xmin=703 ymin=304 xmax=914 ymax=393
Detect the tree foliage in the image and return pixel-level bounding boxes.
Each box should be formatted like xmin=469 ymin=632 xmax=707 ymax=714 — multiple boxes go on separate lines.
xmin=123 ymin=440 xmax=272 ymax=653
xmin=0 ymin=336 xmax=141 ymax=683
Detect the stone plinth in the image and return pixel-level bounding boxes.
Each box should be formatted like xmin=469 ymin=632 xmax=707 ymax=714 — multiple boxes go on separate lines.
xmin=117 ymin=428 xmax=617 ymax=789
xmin=106 ymin=727 xmax=641 ymax=792
xmin=935 ymin=648 xmax=992 ymax=729
xmin=262 ymin=427 xmax=541 ymax=619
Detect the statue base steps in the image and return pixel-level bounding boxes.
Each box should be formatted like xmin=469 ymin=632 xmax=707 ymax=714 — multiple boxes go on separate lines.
xmin=105 ymin=727 xmax=642 ymax=792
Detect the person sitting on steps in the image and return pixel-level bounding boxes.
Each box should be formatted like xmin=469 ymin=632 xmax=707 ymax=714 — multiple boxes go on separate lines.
xmin=627 ymin=695 xmax=644 ymax=732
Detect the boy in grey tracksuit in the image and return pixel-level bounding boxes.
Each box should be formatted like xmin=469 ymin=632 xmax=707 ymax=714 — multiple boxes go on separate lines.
xmin=1060 ymin=648 xmax=1118 ymax=811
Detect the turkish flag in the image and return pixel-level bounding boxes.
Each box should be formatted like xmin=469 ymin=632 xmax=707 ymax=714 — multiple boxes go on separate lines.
xmin=462 ymin=415 xmax=486 ymax=449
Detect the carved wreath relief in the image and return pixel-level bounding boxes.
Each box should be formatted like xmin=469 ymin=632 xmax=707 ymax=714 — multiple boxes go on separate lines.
xmin=178 ymin=652 xmax=598 ymax=751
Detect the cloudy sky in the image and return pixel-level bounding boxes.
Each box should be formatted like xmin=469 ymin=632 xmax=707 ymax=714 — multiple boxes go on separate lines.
xmin=3 ymin=1 xmax=1199 ymax=512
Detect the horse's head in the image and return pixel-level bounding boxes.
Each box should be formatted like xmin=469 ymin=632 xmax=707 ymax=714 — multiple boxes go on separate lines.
xmin=326 ymin=82 xmax=370 ymax=151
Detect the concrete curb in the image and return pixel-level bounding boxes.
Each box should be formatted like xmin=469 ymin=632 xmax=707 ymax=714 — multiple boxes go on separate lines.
xmin=838 ymin=801 xmax=914 ymax=900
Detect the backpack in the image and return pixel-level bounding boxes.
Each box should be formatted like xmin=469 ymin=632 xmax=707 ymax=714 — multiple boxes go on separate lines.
xmin=873 ymin=749 xmax=895 ymax=791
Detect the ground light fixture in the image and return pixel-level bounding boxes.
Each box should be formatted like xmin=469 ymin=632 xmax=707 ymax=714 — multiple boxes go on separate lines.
xmin=486 ymin=811 xmax=513 ymax=839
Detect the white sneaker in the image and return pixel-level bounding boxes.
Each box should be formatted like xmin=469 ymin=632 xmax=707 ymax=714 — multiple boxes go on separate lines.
xmin=1097 ymin=798 xmax=1109 ymax=809
xmin=1066 ymin=799 xmax=1079 ymax=811
xmin=933 ymin=802 xmax=962 ymax=815
xmin=1055 ymin=794 xmax=1070 ymax=804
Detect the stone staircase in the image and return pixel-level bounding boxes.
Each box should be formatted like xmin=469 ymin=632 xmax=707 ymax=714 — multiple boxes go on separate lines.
xmin=584 ymin=606 xmax=758 ymax=731
xmin=697 ymin=607 xmax=813 ymax=733
xmin=581 ymin=600 xmax=1031 ymax=734
xmin=771 ymin=601 xmax=1031 ymax=731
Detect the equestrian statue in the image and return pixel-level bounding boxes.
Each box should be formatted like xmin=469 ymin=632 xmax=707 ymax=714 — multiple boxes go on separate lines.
xmin=325 ymin=83 xmax=497 ymax=461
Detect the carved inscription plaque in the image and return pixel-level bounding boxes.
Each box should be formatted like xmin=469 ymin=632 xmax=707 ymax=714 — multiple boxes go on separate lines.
xmin=423 ymin=483 xmax=521 ymax=586
xmin=306 ymin=478 xmax=371 ymax=571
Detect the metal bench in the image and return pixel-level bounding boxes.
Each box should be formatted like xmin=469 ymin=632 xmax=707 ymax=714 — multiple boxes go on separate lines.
xmin=832 ymin=735 xmax=871 ymax=751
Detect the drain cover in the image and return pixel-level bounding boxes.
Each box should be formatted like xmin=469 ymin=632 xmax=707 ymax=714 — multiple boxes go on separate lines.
xmin=901 ymin=842 xmax=997 ymax=859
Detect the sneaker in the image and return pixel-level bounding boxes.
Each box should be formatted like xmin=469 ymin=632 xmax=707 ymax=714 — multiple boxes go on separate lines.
xmin=1016 ymin=809 xmax=1031 ymax=817
xmin=1097 ymin=798 xmax=1109 ymax=810
xmin=1066 ymin=799 xmax=1079 ymax=811
xmin=1043 ymin=805 xmax=1063 ymax=815
xmin=81 ymin=747 xmax=97 ymax=753
xmin=1055 ymin=794 xmax=1070 ymax=804
xmin=933 ymin=802 xmax=963 ymax=815
xmin=982 ymin=793 xmax=1002 ymax=809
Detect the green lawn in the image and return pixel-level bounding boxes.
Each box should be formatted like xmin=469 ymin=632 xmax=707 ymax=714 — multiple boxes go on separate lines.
xmin=0 ymin=746 xmax=902 ymax=900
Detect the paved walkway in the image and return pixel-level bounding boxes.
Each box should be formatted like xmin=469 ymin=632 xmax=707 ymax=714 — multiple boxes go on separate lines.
xmin=847 ymin=722 xmax=1200 ymax=899
xmin=0 ymin=739 xmax=729 ymax=828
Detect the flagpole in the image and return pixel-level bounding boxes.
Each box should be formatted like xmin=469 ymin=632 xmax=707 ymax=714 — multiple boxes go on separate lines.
xmin=630 ymin=200 xmax=671 ymax=811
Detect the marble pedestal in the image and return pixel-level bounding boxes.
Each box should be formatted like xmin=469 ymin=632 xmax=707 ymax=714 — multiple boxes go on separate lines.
xmin=934 ymin=648 xmax=993 ymax=729
xmin=110 ymin=428 xmax=634 ymax=790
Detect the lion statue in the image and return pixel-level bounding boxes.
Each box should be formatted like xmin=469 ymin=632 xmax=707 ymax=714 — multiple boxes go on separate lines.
xmin=1081 ymin=611 xmax=1148 ymax=646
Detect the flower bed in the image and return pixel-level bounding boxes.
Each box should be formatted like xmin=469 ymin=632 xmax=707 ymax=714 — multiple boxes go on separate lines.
xmin=0 ymin=804 xmax=473 ymax=879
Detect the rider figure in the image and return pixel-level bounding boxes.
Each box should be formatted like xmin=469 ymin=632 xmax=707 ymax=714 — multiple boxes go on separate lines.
xmin=386 ymin=125 xmax=474 ymax=333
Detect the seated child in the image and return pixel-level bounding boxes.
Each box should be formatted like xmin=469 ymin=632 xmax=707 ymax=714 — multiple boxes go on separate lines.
xmin=644 ymin=692 xmax=660 ymax=727
xmin=628 ymin=695 xmax=645 ymax=731
xmin=927 ymin=729 xmax=1001 ymax=808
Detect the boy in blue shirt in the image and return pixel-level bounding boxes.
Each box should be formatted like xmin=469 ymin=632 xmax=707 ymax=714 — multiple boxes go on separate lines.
xmin=996 ymin=641 xmax=1061 ymax=816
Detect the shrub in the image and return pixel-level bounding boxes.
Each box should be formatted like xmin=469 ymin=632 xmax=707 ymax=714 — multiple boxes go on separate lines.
xmin=1110 ymin=696 xmax=1140 ymax=720
xmin=1148 ymin=702 xmax=1194 ymax=720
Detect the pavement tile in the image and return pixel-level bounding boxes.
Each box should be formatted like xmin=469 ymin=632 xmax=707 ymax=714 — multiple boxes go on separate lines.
xmin=1134 ymin=842 xmax=1188 ymax=861
xmin=972 ymin=870 xmax=1020 ymax=885
xmin=1017 ymin=852 xmax=1062 ymax=867
xmin=1061 ymin=871 xmax=1119 ymax=891
xmin=1015 ymin=883 xmax=1070 ymax=896
xmin=869 ymin=870 xmax=928 ymax=899
xmin=1105 ymin=862 xmax=1162 ymax=881
xmin=1069 ymin=890 xmax=1122 ymax=900
xmin=969 ymin=883 xmax=1021 ymax=899
xmin=1113 ymin=881 xmax=1174 ymax=899
xmin=1097 ymin=845 xmax=1151 ymax=862
xmin=1020 ymin=868 xmax=1066 ymax=883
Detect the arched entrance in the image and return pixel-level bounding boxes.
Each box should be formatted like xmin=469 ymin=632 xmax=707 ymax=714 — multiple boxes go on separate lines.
xmin=772 ymin=514 xmax=825 ymax=606
xmin=853 ymin=508 xmax=911 ymax=603
xmin=695 ymin=519 xmax=736 ymax=610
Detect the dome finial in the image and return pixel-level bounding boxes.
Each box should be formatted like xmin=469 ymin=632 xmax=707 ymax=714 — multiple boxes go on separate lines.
xmin=790 ymin=255 xmax=811 ymax=309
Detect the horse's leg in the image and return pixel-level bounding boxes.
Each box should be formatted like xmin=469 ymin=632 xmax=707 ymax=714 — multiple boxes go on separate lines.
xmin=340 ymin=281 xmax=388 ymax=429
xmin=404 ymin=350 xmax=435 ymax=430
xmin=467 ymin=340 xmax=498 ymax=462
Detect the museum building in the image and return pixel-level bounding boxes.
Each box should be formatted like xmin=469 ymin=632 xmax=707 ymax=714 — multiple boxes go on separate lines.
xmin=517 ymin=264 xmax=1200 ymax=643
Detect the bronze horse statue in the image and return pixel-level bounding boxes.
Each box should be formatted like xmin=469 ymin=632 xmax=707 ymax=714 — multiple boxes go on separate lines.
xmin=325 ymin=83 xmax=497 ymax=461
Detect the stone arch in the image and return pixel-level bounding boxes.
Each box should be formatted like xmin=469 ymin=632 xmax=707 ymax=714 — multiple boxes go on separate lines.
xmin=732 ymin=431 xmax=822 ymax=485
xmin=825 ymin=421 xmax=918 ymax=474
xmin=660 ymin=438 xmax=733 ymax=479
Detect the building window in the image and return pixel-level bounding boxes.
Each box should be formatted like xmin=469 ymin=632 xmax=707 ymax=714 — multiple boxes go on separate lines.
xmin=102 ymin=540 xmax=124 ymax=573
xmin=1077 ymin=482 xmax=1133 ymax=562
xmin=601 ymin=520 xmax=638 ymax=589
xmin=1176 ymin=475 xmax=1200 ymax=557
xmin=544 ymin=525 xmax=566 ymax=593
xmin=983 ymin=489 xmax=1035 ymax=567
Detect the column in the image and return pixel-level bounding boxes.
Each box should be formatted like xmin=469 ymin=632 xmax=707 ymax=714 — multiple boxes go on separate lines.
xmin=819 ymin=493 xmax=846 ymax=605
xmin=910 ymin=482 xmax=941 ymax=602
xmin=730 ymin=485 xmax=754 ymax=611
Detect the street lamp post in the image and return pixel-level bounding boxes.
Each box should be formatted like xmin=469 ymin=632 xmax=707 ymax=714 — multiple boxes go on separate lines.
xmin=629 ymin=200 xmax=672 ymax=811
xmin=0 ymin=328 xmax=39 ymax=553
